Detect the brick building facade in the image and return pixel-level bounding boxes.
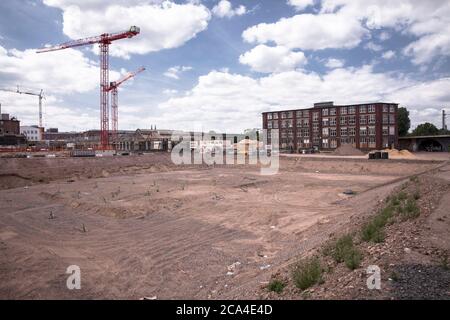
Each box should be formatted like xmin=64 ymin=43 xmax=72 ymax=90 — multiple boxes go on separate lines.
xmin=262 ymin=102 xmax=398 ymax=152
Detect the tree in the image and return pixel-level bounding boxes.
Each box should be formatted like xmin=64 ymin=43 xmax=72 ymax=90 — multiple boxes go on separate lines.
xmin=412 ymin=122 xmax=440 ymax=136
xmin=397 ymin=107 xmax=410 ymax=136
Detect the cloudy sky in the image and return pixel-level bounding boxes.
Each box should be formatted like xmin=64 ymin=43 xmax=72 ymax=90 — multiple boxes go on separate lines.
xmin=0 ymin=0 xmax=449 ymax=133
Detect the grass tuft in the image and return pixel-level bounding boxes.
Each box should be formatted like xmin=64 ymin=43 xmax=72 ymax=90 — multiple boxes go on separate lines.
xmin=292 ymin=256 xmax=323 ymax=290
xmin=267 ymin=279 xmax=286 ymax=293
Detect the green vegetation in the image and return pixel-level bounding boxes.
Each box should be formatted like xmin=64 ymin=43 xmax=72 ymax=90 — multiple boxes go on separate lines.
xmin=292 ymin=257 xmax=323 ymax=290
xmin=412 ymin=122 xmax=439 ymax=136
xmin=397 ymin=107 xmax=411 ymax=137
xmin=328 ymin=234 xmax=362 ymax=270
xmin=267 ymin=279 xmax=286 ymax=293
xmin=361 ymin=188 xmax=421 ymax=243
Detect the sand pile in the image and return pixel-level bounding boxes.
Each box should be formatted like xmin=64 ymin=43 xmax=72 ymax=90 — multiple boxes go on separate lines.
xmin=333 ymin=144 xmax=365 ymax=156
xmin=383 ymin=148 xmax=417 ymax=159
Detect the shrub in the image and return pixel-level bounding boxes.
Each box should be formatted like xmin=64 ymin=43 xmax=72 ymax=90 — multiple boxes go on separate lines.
xmin=292 ymin=257 xmax=322 ymax=290
xmin=344 ymin=248 xmax=363 ymax=270
xmin=267 ymin=279 xmax=286 ymax=293
xmin=361 ymin=221 xmax=386 ymax=243
xmin=400 ymin=197 xmax=420 ymax=220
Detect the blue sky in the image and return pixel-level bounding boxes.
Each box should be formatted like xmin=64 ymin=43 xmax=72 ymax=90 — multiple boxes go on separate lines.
xmin=0 ymin=0 xmax=449 ymax=133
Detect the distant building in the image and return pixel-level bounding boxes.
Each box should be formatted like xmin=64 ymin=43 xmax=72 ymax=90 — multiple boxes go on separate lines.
xmin=0 ymin=113 xmax=26 ymax=146
xmin=262 ymin=102 xmax=398 ymax=152
xmin=20 ymin=125 xmax=44 ymax=142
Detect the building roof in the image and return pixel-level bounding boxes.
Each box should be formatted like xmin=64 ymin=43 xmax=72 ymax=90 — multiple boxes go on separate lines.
xmin=262 ymin=102 xmax=398 ymax=114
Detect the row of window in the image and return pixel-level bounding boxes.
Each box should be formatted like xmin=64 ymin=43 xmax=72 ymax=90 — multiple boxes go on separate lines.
xmin=266 ymin=105 xmax=396 ymax=120
xmin=267 ymin=114 xmax=395 ymax=129
xmin=268 ymin=125 xmax=395 ymax=138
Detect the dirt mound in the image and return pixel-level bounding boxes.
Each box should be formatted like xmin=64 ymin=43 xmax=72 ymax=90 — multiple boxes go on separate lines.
xmin=0 ymin=174 xmax=31 ymax=190
xmin=333 ymin=144 xmax=365 ymax=156
xmin=384 ymin=148 xmax=417 ymax=159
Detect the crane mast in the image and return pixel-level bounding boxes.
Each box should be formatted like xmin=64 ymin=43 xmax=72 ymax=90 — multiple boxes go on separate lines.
xmin=106 ymin=66 xmax=145 ymax=142
xmin=0 ymin=87 xmax=44 ymax=127
xmin=37 ymin=26 xmax=140 ymax=149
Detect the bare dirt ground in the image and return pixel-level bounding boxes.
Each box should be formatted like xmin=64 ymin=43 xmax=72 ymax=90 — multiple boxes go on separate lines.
xmin=0 ymin=152 xmax=447 ymax=299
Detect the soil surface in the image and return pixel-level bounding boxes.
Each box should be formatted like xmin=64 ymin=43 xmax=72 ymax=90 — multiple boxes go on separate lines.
xmin=0 ymin=152 xmax=448 ymax=299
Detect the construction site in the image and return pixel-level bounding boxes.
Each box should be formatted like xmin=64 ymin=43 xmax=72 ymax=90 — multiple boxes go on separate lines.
xmin=1 ymin=21 xmax=450 ymax=301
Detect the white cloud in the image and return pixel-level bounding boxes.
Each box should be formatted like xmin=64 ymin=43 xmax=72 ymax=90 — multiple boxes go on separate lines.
xmin=0 ymin=45 xmax=122 ymax=129
xmin=163 ymin=66 xmax=193 ymax=80
xmin=325 ymin=58 xmax=345 ymax=69
xmin=163 ymin=89 xmax=178 ymax=95
xmin=212 ymin=0 xmax=246 ymax=18
xmin=287 ymin=0 xmax=315 ymax=11
xmin=156 ymin=67 xmax=450 ymax=132
xmin=378 ymin=31 xmax=391 ymax=41
xmin=364 ymin=41 xmax=383 ymax=52
xmin=319 ymin=0 xmax=450 ymax=63
xmin=43 ymin=0 xmax=211 ymax=59
xmin=242 ymin=12 xmax=368 ymax=51
xmin=239 ymin=45 xmax=307 ymax=73
xmin=382 ymin=50 xmax=396 ymax=60
xmin=0 ymin=45 xmax=120 ymax=93
xmin=243 ymin=0 xmax=450 ymax=63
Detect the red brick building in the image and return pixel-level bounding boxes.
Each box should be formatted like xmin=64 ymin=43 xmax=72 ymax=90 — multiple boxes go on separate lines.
xmin=262 ymin=102 xmax=398 ymax=152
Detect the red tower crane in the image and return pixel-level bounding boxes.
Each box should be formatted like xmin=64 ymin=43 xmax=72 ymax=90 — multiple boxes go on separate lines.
xmin=37 ymin=26 xmax=140 ymax=149
xmin=106 ymin=66 xmax=145 ymax=142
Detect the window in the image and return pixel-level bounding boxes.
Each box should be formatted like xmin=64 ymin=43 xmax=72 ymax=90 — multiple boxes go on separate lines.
xmin=281 ymin=130 xmax=287 ymax=138
xmin=368 ymin=105 xmax=376 ymax=113
xmin=382 ymin=126 xmax=389 ymax=135
xmin=348 ymin=106 xmax=355 ymax=114
xmin=287 ymin=111 xmax=293 ymax=118
xmin=369 ymin=136 xmax=376 ymax=147
xmin=389 ymin=126 xmax=395 ymax=135
xmin=330 ymin=117 xmax=337 ymax=126
xmin=296 ymin=110 xmax=302 ymax=117
xmin=383 ymin=114 xmax=389 ymax=124
xmin=340 ymin=116 xmax=347 ymax=125
xmin=303 ymin=110 xmax=309 ymax=117
xmin=322 ymin=109 xmax=329 ymax=116
xmin=267 ymin=113 xmax=272 ymax=120
xmin=368 ymin=114 xmax=376 ymax=124
xmin=322 ymin=138 xmax=329 ymax=148
xmin=303 ymin=128 xmax=310 ymax=136
xmin=297 ymin=130 xmax=302 ymax=138
xmin=348 ymin=116 xmax=356 ymax=125
xmin=312 ymin=123 xmax=319 ymax=132
xmin=330 ymin=128 xmax=337 ymax=137
xmin=330 ymin=138 xmax=337 ymax=148
xmin=303 ymin=119 xmax=309 ymax=126
xmin=322 ymin=118 xmax=329 ymax=126
xmin=273 ymin=113 xmax=278 ymax=119
xmin=273 ymin=121 xmax=278 ymax=129
xmin=390 ymin=105 xmax=395 ymax=113
xmin=368 ymin=126 xmax=376 ymax=136
xmin=322 ymin=128 xmax=329 ymax=136
xmin=349 ymin=127 xmax=356 ymax=136
xmin=340 ymin=107 xmax=347 ymax=115
xmin=359 ymin=105 xmax=367 ymax=113
xmin=281 ymin=112 xmax=287 ymax=119
xmin=268 ymin=122 xmax=272 ymax=129
xmin=360 ymin=115 xmax=367 ymax=125
xmin=312 ymin=112 xmax=319 ymax=122
xmin=389 ymin=114 xmax=395 ymax=124
xmin=383 ymin=105 xmax=389 ymax=112
xmin=330 ymin=108 xmax=336 ymax=115
xmin=360 ymin=136 xmax=368 ymax=145
xmin=340 ymin=127 xmax=348 ymax=136
xmin=360 ymin=127 xmax=368 ymax=136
